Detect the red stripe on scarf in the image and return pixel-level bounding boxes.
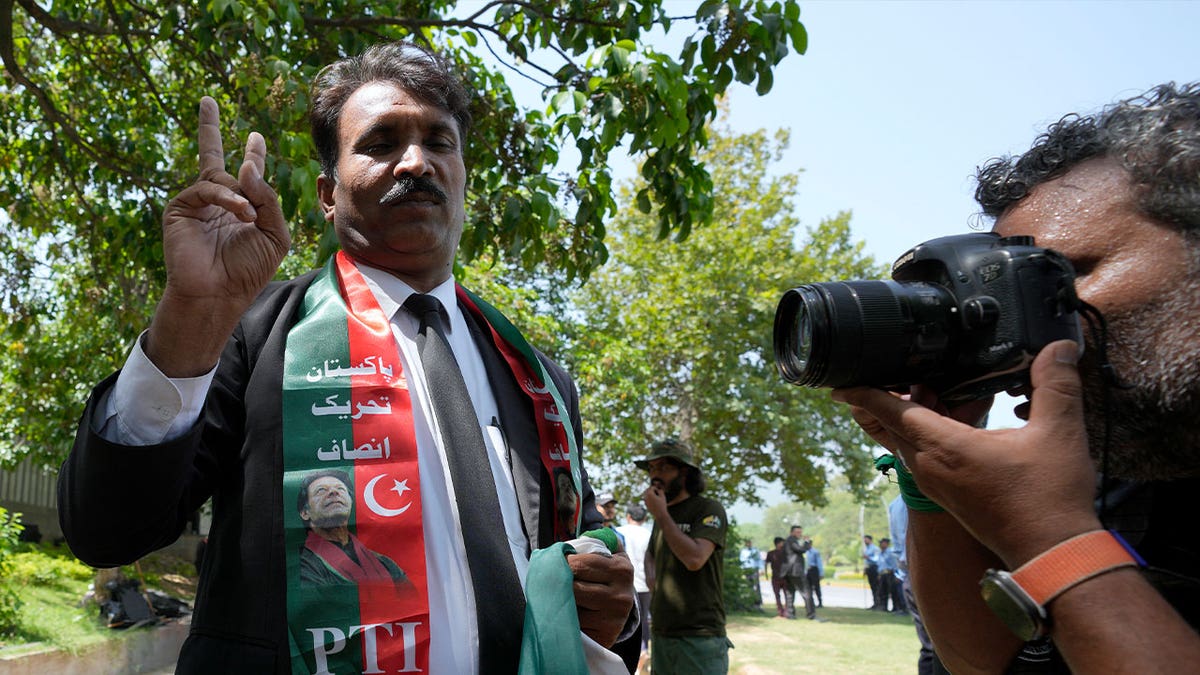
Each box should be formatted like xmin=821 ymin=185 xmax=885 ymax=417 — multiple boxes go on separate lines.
xmin=303 ymin=530 xmax=395 ymax=585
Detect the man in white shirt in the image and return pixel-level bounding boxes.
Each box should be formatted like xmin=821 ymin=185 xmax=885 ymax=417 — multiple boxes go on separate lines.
xmin=617 ymin=504 xmax=652 ymax=662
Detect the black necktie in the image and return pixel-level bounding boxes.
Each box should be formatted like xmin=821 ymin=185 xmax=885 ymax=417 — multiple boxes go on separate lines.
xmin=402 ymin=293 xmax=524 ymax=672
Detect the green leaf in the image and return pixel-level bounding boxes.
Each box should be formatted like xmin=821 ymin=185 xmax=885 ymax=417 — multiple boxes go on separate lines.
xmin=755 ymin=64 xmax=774 ymax=95
xmin=551 ymin=90 xmax=574 ymax=114
xmin=790 ymin=21 xmax=809 ymax=54
xmin=0 ymin=0 xmax=807 ymax=471
xmin=636 ymin=189 xmax=652 ymax=214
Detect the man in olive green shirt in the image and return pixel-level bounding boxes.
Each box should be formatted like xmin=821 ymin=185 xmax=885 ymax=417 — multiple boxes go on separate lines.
xmin=639 ymin=438 xmax=730 ymax=674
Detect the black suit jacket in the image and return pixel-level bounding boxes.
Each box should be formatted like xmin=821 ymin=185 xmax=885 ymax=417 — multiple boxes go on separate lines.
xmin=780 ymin=535 xmax=811 ymax=578
xmin=58 ymin=272 xmax=602 ymax=674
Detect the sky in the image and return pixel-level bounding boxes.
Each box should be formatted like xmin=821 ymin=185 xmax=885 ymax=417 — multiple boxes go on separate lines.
xmin=686 ymin=0 xmax=1200 ymax=522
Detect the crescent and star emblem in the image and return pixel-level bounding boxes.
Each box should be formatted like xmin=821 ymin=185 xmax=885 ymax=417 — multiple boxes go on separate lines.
xmin=362 ymin=474 xmax=413 ymax=518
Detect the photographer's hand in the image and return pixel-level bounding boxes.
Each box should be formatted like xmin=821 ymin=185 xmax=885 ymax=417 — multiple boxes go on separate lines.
xmin=833 ymin=340 xmax=1099 ymax=567
xmin=837 ymin=341 xmax=1200 ymax=672
xmin=833 ymin=341 xmax=1105 ymax=673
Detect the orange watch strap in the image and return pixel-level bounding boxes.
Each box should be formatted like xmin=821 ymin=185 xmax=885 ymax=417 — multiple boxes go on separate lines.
xmin=1011 ymin=530 xmax=1139 ymax=606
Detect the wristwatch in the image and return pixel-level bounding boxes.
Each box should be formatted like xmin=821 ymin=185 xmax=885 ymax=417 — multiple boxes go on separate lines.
xmin=980 ymin=530 xmax=1142 ymax=641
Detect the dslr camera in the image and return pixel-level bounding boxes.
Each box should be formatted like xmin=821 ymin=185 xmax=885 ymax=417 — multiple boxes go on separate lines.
xmin=773 ymin=232 xmax=1082 ymax=402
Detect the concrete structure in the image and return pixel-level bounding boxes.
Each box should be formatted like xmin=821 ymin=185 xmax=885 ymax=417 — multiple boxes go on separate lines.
xmin=0 ymin=459 xmax=61 ymax=542
xmin=0 ymin=617 xmax=189 ymax=675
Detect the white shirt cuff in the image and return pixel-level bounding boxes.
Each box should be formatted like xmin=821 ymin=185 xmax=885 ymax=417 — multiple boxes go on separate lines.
xmin=95 ymin=331 xmax=217 ymax=445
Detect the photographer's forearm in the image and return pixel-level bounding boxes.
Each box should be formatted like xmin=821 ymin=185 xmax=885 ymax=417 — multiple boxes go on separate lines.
xmin=908 ymin=511 xmax=1023 ymax=675
xmin=1044 ymin=565 xmax=1200 ymax=671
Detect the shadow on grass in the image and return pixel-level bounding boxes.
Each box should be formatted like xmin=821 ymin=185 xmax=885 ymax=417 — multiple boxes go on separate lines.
xmin=730 ymin=606 xmax=915 ymax=627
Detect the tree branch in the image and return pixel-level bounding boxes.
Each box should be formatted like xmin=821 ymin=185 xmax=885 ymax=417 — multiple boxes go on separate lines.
xmin=105 ymin=0 xmax=181 ymax=129
xmin=2 ymin=0 xmax=159 ymax=190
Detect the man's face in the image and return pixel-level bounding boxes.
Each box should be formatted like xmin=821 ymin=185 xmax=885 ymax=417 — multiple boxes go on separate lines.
xmin=880 ymin=540 xmax=890 ymax=552
xmin=301 ymin=476 xmax=353 ymax=529
xmin=863 ymin=536 xmax=872 ymax=546
xmin=993 ymin=158 xmax=1200 ymax=479
xmin=318 ymin=80 xmax=467 ymax=292
xmin=599 ymin=501 xmax=617 ymax=520
xmin=791 ymin=528 xmax=803 ymax=539
xmin=647 ymin=458 xmax=686 ymax=501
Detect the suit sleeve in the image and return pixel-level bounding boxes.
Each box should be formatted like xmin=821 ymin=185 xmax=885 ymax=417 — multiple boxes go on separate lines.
xmin=58 ymin=324 xmax=250 ymax=567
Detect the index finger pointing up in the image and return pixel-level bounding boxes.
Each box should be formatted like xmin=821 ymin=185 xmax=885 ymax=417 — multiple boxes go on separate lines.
xmin=198 ymin=96 xmax=226 ymax=177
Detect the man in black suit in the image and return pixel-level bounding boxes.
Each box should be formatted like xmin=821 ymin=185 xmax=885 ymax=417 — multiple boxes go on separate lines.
xmin=781 ymin=524 xmax=817 ymax=620
xmin=58 ymin=41 xmax=632 ymax=674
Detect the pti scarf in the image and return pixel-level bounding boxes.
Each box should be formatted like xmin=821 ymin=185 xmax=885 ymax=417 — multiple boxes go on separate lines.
xmin=282 ymin=252 xmax=581 ymax=674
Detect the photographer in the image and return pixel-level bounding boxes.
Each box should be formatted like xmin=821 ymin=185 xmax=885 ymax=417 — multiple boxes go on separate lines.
xmin=832 ymin=83 xmax=1200 ymax=672
xmin=781 ymin=525 xmax=817 ymax=620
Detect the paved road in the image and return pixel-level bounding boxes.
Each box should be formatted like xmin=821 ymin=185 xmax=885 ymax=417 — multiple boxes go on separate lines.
xmin=755 ymin=577 xmax=879 ymax=613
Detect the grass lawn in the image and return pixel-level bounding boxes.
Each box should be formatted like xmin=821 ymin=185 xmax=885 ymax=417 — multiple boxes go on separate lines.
xmin=0 ymin=547 xmax=196 ymax=655
xmin=2 ymin=583 xmax=112 ymax=653
xmin=726 ymin=607 xmax=921 ymax=674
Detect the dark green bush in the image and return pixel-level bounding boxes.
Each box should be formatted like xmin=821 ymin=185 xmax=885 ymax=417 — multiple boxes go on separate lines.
xmin=0 ymin=508 xmax=26 ymax=634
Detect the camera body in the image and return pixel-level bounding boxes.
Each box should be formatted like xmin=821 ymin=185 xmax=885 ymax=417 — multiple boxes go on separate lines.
xmin=773 ymin=232 xmax=1082 ymax=402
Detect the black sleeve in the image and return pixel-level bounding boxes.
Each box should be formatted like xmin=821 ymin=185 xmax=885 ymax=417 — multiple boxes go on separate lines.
xmin=57 ymin=368 xmax=227 ymax=567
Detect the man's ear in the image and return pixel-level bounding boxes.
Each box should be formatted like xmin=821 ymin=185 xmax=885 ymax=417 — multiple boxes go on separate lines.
xmin=317 ymin=173 xmax=336 ymax=222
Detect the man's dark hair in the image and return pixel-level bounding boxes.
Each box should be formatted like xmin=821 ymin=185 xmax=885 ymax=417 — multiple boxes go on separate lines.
xmin=773 ymin=537 xmax=785 ymax=545
xmin=297 ymin=469 xmax=352 ymax=513
xmin=790 ymin=525 xmax=803 ymax=533
xmin=626 ymin=504 xmax=647 ymax=521
xmin=880 ymin=538 xmax=891 ymax=545
xmin=976 ymin=82 xmax=1200 ymax=232
xmin=309 ymin=41 xmax=473 ymax=181
xmin=863 ymin=534 xmax=873 ymax=541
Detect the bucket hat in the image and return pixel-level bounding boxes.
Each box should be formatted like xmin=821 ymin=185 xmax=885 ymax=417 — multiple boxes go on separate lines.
xmin=634 ymin=437 xmax=698 ymax=470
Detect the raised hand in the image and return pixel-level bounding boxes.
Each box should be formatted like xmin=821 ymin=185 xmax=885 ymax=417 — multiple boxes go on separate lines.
xmin=162 ymin=96 xmax=289 ymax=304
xmin=146 ymin=97 xmax=291 ymax=376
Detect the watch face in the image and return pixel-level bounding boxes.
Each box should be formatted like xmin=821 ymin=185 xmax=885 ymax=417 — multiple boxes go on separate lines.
xmin=980 ymin=570 xmax=1048 ymax=642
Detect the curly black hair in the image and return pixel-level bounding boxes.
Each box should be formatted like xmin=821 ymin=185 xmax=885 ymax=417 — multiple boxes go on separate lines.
xmin=975 ymin=82 xmax=1200 ymax=232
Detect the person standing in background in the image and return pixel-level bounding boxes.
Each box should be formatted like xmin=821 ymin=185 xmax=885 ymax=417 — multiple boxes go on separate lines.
xmin=638 ymin=438 xmax=730 ymax=674
xmin=617 ymin=504 xmax=653 ymax=673
xmin=862 ymin=534 xmax=882 ymax=610
xmin=738 ymin=539 xmax=764 ymax=610
xmin=781 ymin=525 xmax=816 ymax=620
xmin=805 ymin=543 xmax=825 ymax=608
xmin=764 ymin=537 xmax=787 ymax=618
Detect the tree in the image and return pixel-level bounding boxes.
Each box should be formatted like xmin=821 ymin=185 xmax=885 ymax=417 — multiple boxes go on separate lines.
xmin=0 ymin=0 xmax=807 ymax=468
xmin=567 ymin=122 xmax=886 ymax=509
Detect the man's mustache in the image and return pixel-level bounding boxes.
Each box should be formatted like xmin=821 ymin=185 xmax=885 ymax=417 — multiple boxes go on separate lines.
xmin=380 ymin=176 xmax=447 ymax=205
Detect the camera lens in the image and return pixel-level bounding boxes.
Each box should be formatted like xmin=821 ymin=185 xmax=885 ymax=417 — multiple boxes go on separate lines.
xmin=773 ymin=280 xmax=958 ymax=390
